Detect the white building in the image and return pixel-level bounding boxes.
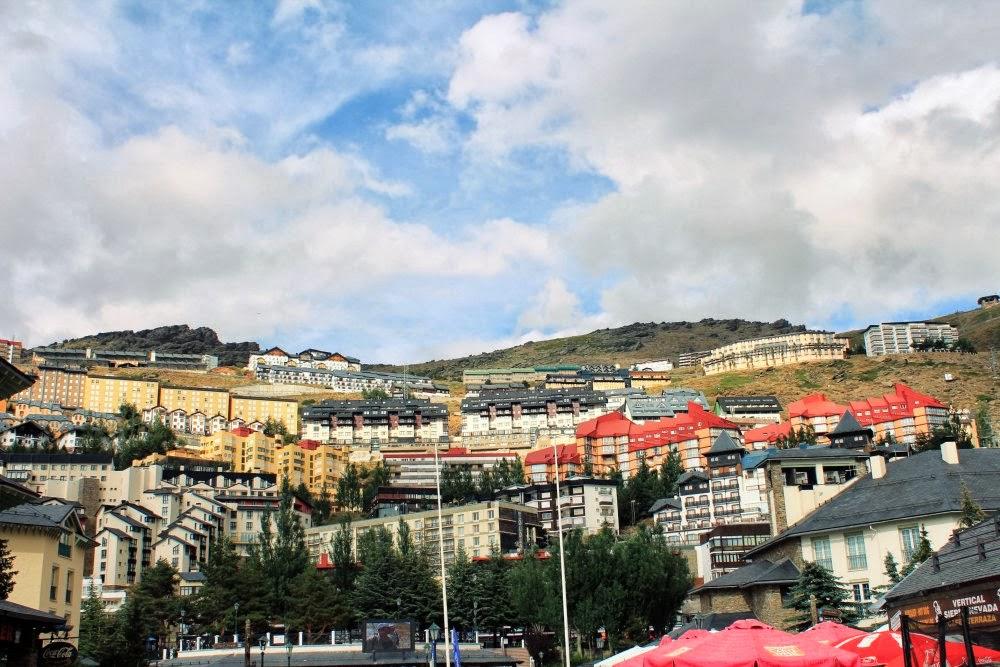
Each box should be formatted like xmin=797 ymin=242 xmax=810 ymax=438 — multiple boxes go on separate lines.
xmin=300 ymin=399 xmax=448 ymax=445
xmin=493 ymin=477 xmax=619 ymax=536
xmin=460 ymin=388 xmax=610 ymax=440
xmin=863 ymin=322 xmax=960 ymax=356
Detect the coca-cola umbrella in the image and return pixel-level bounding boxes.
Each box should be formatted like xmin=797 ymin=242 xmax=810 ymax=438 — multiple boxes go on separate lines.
xmin=836 ymin=631 xmax=944 ymax=666
xmin=645 ymin=619 xmax=861 ymax=667
xmin=800 ymin=622 xmax=866 ymax=646
xmin=880 ymin=639 xmax=1000 ymax=667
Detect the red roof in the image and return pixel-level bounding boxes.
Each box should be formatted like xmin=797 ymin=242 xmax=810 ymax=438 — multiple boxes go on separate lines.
xmin=298 ymin=439 xmax=321 ymax=450
xmin=845 ymin=382 xmax=946 ymax=427
xmin=575 ymin=411 xmax=640 ymax=439
xmin=743 ymin=421 xmax=792 ymax=445
xmin=230 ymin=426 xmax=253 ymax=437
xmin=381 ymin=448 xmax=518 ymax=460
xmin=524 ymin=444 xmax=580 ymax=466
xmin=316 ymin=552 xmax=334 ymax=570
xmin=787 ymin=393 xmax=849 ymax=419
xmin=627 ymin=403 xmax=739 ymax=451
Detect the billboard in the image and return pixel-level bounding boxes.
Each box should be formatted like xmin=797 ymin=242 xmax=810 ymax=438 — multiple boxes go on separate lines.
xmin=362 ymin=620 xmax=416 ymax=653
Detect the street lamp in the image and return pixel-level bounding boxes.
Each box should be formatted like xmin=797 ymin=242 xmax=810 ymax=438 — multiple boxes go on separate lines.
xmin=259 ymin=637 xmax=267 ymax=667
xmin=429 ymin=623 xmax=440 ymax=642
xmin=285 ymin=641 xmax=293 ymax=667
xmin=234 ymin=602 xmax=240 ymax=644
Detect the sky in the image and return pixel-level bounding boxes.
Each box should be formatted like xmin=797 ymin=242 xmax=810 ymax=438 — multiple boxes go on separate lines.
xmin=2 ymin=0 xmax=999 ymax=363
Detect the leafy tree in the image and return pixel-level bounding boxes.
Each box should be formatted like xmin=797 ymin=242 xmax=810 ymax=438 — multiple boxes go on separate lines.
xmin=952 ymin=338 xmax=976 ymax=354
xmin=901 ymin=528 xmax=934 ymax=577
xmin=362 ymin=387 xmax=390 ymax=400
xmin=77 ymin=424 xmax=113 ymax=454
xmin=361 ymin=462 xmax=391 ymax=512
xmin=959 ymin=482 xmax=987 ymax=528
xmin=108 ymin=597 xmax=151 ymax=667
xmin=113 ymin=407 xmax=177 ymax=469
xmin=785 ymin=561 xmax=859 ymax=629
xmin=0 ymin=538 xmax=16 ymax=600
xmin=915 ymin=414 xmax=973 ymax=451
xmin=262 ymin=417 xmax=288 ymax=437
xmin=618 ymin=526 xmax=691 ymax=641
xmin=247 ymin=486 xmax=310 ymax=618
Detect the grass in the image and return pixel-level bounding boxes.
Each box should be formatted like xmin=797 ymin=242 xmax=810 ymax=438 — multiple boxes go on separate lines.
xmin=794 ymin=368 xmax=822 ymax=389
xmin=714 ymin=374 xmax=753 ymax=393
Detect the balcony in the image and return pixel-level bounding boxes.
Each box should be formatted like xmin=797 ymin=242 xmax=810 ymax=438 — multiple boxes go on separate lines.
xmin=848 ymin=554 xmax=868 ymax=570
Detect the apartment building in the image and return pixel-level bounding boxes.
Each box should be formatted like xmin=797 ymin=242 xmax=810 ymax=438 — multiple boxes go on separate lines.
xmin=621 ymin=396 xmax=679 ymax=423
xmin=713 ymin=396 xmax=783 ymax=427
xmin=11 ymin=365 xmax=87 ymax=408
xmin=0 ymin=452 xmax=115 ymax=496
xmin=523 ymin=444 xmax=582 ymax=483
xmin=0 ymin=338 xmax=23 ymax=363
xmin=493 ymin=477 xmax=619 ymax=536
xmin=33 ymin=347 xmax=218 ymax=370
xmin=677 ymin=350 xmax=711 ymax=367
xmin=701 ymin=331 xmax=848 ymax=376
xmin=0 ymin=499 xmax=90 ymax=638
xmin=863 ymin=322 xmax=960 ymax=356
xmin=628 ymin=370 xmax=673 ymax=390
xmin=744 ymin=445 xmax=1000 ymax=620
xmin=158 ymin=386 xmax=230 ymax=422
xmin=301 ymin=398 xmax=447 ymax=445
xmin=383 ymin=448 xmax=518 ymax=487
xmin=248 ymin=347 xmax=361 ymax=372
xmin=254 ymin=363 xmax=425 ymax=395
xmin=786 ymin=383 xmax=950 ymax=445
xmin=228 ymin=394 xmax=298 ymax=433
xmin=462 ymin=368 xmax=547 ymax=387
xmin=629 ymin=403 xmax=743 ymax=471
xmin=305 ymin=500 xmax=540 ymax=566
xmin=460 ymin=388 xmax=610 ymax=443
xmin=83 ymin=374 xmax=160 ymax=413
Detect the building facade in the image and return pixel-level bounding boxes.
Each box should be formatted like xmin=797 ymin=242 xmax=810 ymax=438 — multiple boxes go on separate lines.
xmin=493 ymin=477 xmax=619 ymax=536
xmin=461 ymin=388 xmax=610 ymax=443
xmin=702 ymin=332 xmax=848 ymax=376
xmin=863 ymin=322 xmax=960 ymax=356
xmin=301 ymin=398 xmax=447 ymax=445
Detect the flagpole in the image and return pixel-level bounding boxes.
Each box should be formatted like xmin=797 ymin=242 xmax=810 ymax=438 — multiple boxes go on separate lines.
xmin=433 ymin=443 xmax=451 ymax=667
xmin=553 ymin=444 xmax=571 ymax=667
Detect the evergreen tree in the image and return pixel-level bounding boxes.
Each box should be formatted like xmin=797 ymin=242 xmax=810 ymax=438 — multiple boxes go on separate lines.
xmin=131 ymin=560 xmax=181 ymax=646
xmin=193 ymin=535 xmax=243 ymax=634
xmin=337 ymin=464 xmax=363 ymax=512
xmin=959 ymin=482 xmax=987 ymax=528
xmin=901 ymin=528 xmax=934 ymax=577
xmin=313 ymin=483 xmax=333 ymax=526
xmin=108 ymin=597 xmax=150 ymax=667
xmin=79 ymin=584 xmax=112 ymax=663
xmin=287 ymin=567 xmax=351 ymax=641
xmin=263 ymin=417 xmax=287 ymax=437
xmin=0 ymin=538 xmax=16 ymax=600
xmin=247 ymin=486 xmax=309 ymax=618
xmin=785 ymin=561 xmax=858 ymax=629
xmin=884 ymin=553 xmax=901 ymax=585
xmin=446 ymin=547 xmax=478 ymax=629
xmin=330 ymin=519 xmax=356 ymax=593
xmin=658 ymin=450 xmax=684 ymax=498
xmin=361 ymin=462 xmax=391 ymax=512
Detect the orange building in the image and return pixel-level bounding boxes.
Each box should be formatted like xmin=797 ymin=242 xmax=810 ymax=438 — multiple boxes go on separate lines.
xmin=576 ymin=412 xmax=641 ymax=476
xmin=629 ymin=403 xmax=742 ymax=471
xmin=524 ymin=444 xmax=582 ymax=483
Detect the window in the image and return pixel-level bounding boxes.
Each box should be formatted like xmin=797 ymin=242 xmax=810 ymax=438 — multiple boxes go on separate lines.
xmin=812 ymin=537 xmax=833 ymax=571
xmin=852 ymin=583 xmax=871 ymax=603
xmin=846 ymin=533 xmax=867 ymax=570
xmin=65 ymin=571 xmax=74 ymax=604
xmin=245 ymin=522 xmax=252 ymax=531
xmin=50 ymin=567 xmax=59 ymax=601
xmin=900 ymin=525 xmax=920 ymax=559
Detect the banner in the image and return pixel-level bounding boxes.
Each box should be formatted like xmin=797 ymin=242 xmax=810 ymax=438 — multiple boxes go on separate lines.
xmin=452 ymin=627 xmax=462 ymax=667
xmin=895 ymin=585 xmax=1000 ymax=629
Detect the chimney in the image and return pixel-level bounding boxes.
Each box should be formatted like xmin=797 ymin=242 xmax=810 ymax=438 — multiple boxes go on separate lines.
xmin=870 ymin=455 xmax=887 ymax=479
xmin=941 ymin=441 xmax=959 ymax=465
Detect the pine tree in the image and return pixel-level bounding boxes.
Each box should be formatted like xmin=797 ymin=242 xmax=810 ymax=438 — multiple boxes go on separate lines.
xmin=330 ymin=519 xmax=356 ymax=593
xmin=0 ymin=538 xmax=17 ymax=600
xmin=287 ymin=567 xmax=351 ymax=641
xmin=901 ymin=528 xmax=934 ymax=577
xmin=785 ymin=561 xmax=858 ymax=629
xmin=313 ymin=483 xmax=333 ymax=526
xmin=884 ymin=552 xmax=901 ymax=585
xmin=194 ymin=535 xmax=242 ymax=634
xmin=79 ymin=584 xmax=111 ymax=663
xmin=247 ymin=485 xmax=310 ymax=618
xmin=959 ymin=482 xmax=987 ymax=528
xmin=658 ymin=450 xmax=684 ymax=498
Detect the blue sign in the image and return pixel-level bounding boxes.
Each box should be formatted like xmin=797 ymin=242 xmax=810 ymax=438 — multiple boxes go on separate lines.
xmin=451 ymin=628 xmax=462 ymax=667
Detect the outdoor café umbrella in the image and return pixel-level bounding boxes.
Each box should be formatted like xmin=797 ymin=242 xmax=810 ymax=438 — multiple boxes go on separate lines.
xmin=836 ymin=630 xmax=944 ymax=667
xmin=645 ymin=619 xmax=861 ymax=667
xmin=800 ymin=622 xmax=866 ymax=647
xmin=880 ymin=639 xmax=1000 ymax=667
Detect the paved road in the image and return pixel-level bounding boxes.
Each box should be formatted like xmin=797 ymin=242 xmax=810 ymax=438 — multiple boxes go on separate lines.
xmin=157 ymin=648 xmax=518 ymax=667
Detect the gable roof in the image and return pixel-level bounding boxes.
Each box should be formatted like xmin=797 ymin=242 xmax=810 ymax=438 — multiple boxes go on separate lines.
xmin=678 ymin=470 xmax=709 ymax=485
xmin=715 ymin=396 xmax=782 ymax=413
xmin=707 ymin=431 xmax=744 ymax=455
xmin=829 ymin=410 xmax=868 ymax=435
xmin=694 ymin=558 xmax=800 ymax=592
xmin=742 ymin=445 xmax=869 ymax=471
xmin=0 ymin=501 xmax=78 ymax=531
xmin=649 ymin=497 xmax=683 ymax=514
xmin=885 ymin=515 xmax=1000 ymax=603
xmin=747 ymin=449 xmax=1000 ymax=557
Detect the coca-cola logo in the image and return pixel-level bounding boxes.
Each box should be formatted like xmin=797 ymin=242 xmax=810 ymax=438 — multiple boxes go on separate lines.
xmin=41 ymin=641 xmax=78 ymax=667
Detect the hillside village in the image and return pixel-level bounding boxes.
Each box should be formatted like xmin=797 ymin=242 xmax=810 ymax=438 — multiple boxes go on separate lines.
xmin=0 ymin=298 xmax=998 ymax=654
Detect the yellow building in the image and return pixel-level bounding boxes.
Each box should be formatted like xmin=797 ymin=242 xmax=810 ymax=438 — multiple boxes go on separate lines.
xmin=0 ymin=500 xmax=90 ymax=641
xmin=276 ymin=441 xmax=349 ymax=496
xmin=228 ymin=395 xmax=299 ymax=432
xmin=83 ymin=374 xmax=160 ymax=413
xmin=702 ymin=331 xmax=848 ymax=376
xmin=158 ymin=385 xmax=230 ymax=420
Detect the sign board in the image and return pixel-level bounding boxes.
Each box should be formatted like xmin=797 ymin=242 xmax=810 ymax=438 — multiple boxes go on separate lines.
xmin=889 ymin=611 xmax=901 ymax=631
xmin=362 ymin=620 xmax=416 ymax=653
xmin=895 ymin=585 xmax=1000 ymax=630
xmin=40 ymin=641 xmax=79 ymax=667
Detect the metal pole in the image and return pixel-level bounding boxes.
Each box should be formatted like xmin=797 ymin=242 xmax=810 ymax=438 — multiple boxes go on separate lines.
xmin=961 ymin=607 xmax=976 ymax=667
xmin=433 ymin=444 xmax=451 ymax=667
xmin=900 ymin=614 xmax=913 ymax=667
xmin=937 ymin=614 xmax=947 ymax=667
xmin=553 ymin=445 xmax=571 ymax=667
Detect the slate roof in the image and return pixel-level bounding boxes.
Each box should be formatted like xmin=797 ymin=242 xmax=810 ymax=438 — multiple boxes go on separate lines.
xmin=99 ymin=526 xmax=136 ymax=541
xmin=715 ymin=396 xmax=782 ymax=413
xmin=707 ymin=431 xmax=745 ymax=455
xmin=648 ymin=498 xmax=682 ymax=514
xmin=677 ymin=470 xmax=709 ymax=485
xmin=0 ymin=599 xmax=67 ymax=626
xmin=829 ymin=410 xmax=870 ymax=435
xmin=623 ymin=396 xmax=677 ymax=419
xmin=747 ymin=449 xmax=1000 ymax=557
xmin=885 ymin=515 xmax=1000 ymax=602
xmin=0 ymin=357 xmax=34 ymax=401
xmin=694 ymin=558 xmax=801 ymax=592
xmin=742 ymin=445 xmax=869 ymax=471
xmin=0 ymin=501 xmax=76 ymax=529
xmin=179 ymin=571 xmax=207 ymax=582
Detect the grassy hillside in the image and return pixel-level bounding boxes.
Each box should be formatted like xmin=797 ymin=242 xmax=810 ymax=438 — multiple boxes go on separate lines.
xmin=373 ymin=318 xmax=810 ymax=380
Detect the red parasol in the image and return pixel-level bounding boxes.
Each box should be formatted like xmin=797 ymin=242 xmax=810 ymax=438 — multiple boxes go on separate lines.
xmin=836 ymin=631 xmax=944 ymax=666
xmin=645 ymin=619 xmax=861 ymax=667
xmin=800 ymin=622 xmax=866 ymax=647
xmin=880 ymin=639 xmax=1000 ymax=667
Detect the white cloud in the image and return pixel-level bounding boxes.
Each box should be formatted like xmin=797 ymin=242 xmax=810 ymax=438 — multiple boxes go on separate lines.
xmin=226 ymin=41 xmax=252 ymax=66
xmin=448 ymin=0 xmax=1000 ymax=328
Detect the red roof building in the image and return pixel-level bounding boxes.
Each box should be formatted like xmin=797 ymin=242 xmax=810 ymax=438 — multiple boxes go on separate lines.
xmin=524 ymin=444 xmax=581 ymax=483
xmin=627 ymin=403 xmax=742 ymax=473
xmin=743 ymin=421 xmax=793 ymax=449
